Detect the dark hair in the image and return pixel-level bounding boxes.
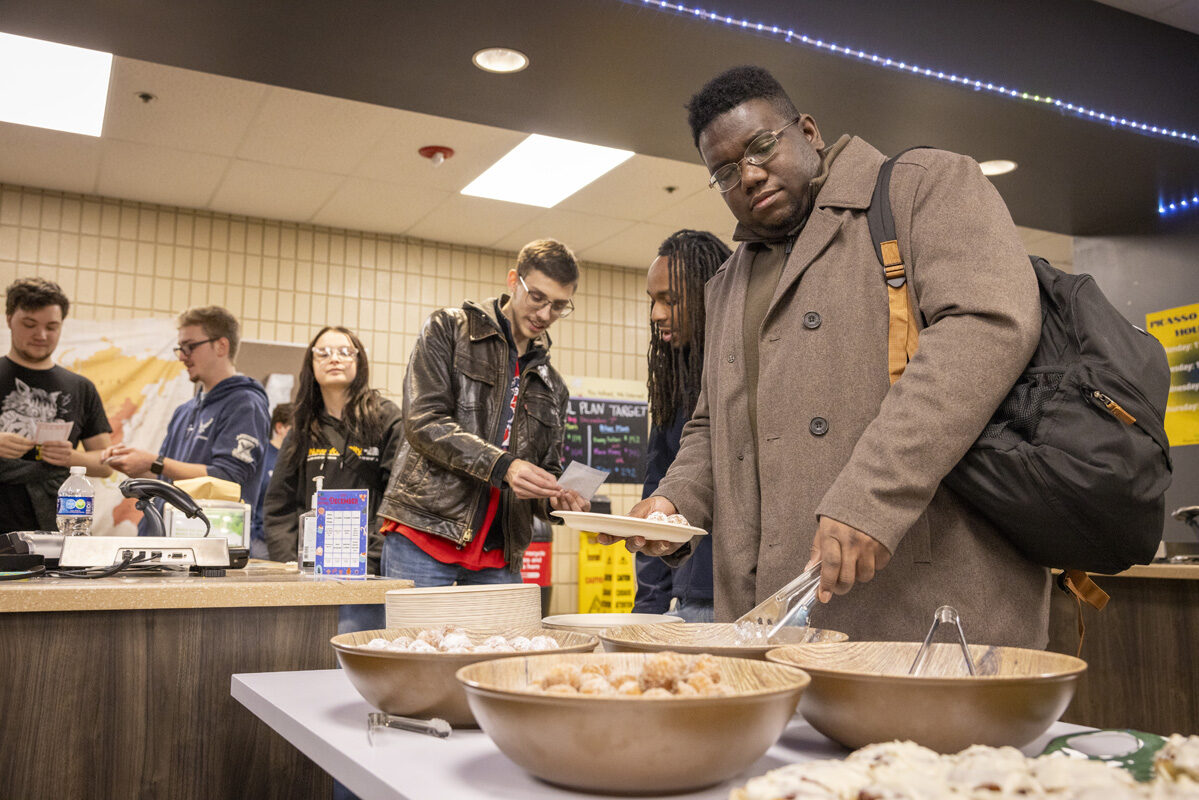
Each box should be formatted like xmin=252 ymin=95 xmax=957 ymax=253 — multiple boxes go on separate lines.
xmin=516 ymin=239 xmax=579 ymax=286
xmin=270 ymin=402 xmax=293 ymax=429
xmin=687 ymin=65 xmax=799 ymax=147
xmin=647 ymin=230 xmax=731 ymax=428
xmin=178 ymin=305 xmax=240 ymax=360
xmin=286 ymin=326 xmax=389 ymax=470
xmin=5 ymin=277 xmax=70 ymax=318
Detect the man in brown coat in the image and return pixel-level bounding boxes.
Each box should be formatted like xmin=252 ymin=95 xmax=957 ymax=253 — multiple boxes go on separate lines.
xmin=613 ymin=66 xmax=1050 ymax=646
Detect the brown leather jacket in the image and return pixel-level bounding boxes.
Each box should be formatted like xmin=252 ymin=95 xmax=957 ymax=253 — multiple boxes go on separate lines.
xmin=378 ymin=297 xmax=568 ymax=569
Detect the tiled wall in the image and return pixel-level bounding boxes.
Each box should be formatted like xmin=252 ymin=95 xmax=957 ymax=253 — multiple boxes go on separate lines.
xmin=0 ymin=182 xmax=654 ymax=612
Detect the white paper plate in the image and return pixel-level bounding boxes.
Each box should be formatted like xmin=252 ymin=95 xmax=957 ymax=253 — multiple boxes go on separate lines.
xmin=551 ymin=511 xmax=707 ymax=543
xmin=542 ymin=613 xmax=683 ymax=629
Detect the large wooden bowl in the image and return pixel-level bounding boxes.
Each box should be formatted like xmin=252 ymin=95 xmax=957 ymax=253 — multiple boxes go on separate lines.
xmin=600 ymin=622 xmax=849 ymax=660
xmin=456 ymin=652 xmax=811 ymax=794
xmin=766 ymin=641 xmax=1086 ymax=753
xmin=331 ymin=626 xmax=597 ymax=727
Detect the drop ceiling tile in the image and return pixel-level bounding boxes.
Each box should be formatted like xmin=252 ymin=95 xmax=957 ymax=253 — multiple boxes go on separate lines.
xmin=1156 ymin=1 xmax=1199 ymax=34
xmin=209 ymin=160 xmax=343 ymax=223
xmin=403 ymin=194 xmax=540 ymax=249
xmin=103 ymin=57 xmax=268 ymax=156
xmin=310 ymin=178 xmax=450 ymax=235
xmin=354 ymin=111 xmax=527 ymax=192
xmin=492 ymin=209 xmax=635 ymax=254
xmin=96 ymin=139 xmax=229 ymax=210
xmin=578 ymin=222 xmax=681 ymax=270
xmin=647 ymin=187 xmax=737 ymax=242
xmin=0 ymin=123 xmax=102 ymax=195
xmin=236 ymin=87 xmax=397 ymax=174
xmin=558 ymin=155 xmax=711 ymax=221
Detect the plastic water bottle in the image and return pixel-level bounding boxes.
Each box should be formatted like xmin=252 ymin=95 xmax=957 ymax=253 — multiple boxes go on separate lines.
xmin=56 ymin=466 xmax=95 ymax=535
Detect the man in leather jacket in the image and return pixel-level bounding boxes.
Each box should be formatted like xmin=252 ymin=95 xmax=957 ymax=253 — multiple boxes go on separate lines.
xmin=378 ymin=240 xmax=590 ymax=586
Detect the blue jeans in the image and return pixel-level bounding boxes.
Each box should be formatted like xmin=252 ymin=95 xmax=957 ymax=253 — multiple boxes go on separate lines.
xmin=381 ymin=533 xmax=521 ymax=587
xmin=668 ymin=599 xmax=716 ymax=623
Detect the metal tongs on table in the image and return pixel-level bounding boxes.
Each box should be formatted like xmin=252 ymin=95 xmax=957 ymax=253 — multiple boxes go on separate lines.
xmin=735 ymin=561 xmax=823 ymax=640
xmin=367 ymin=712 xmax=452 ymax=744
xmin=908 ymin=605 xmax=977 ymax=676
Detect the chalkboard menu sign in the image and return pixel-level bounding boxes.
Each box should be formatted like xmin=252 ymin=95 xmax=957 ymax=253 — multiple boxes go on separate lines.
xmin=564 ymin=397 xmax=649 ymax=484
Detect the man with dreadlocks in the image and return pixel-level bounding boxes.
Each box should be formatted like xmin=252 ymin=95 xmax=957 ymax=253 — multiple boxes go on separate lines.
xmin=603 ymin=66 xmax=1048 ymax=648
xmin=634 ymin=230 xmax=731 ymax=623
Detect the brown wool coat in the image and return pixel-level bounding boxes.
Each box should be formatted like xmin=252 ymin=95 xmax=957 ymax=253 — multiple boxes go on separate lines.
xmin=655 ymin=137 xmax=1052 ymax=647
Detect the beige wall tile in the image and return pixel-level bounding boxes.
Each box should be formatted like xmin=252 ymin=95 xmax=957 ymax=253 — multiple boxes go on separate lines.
xmin=3 ymin=180 xmax=652 ymax=600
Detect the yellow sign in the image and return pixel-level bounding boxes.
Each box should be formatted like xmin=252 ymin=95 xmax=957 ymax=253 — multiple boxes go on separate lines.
xmin=577 ymin=531 xmax=636 ymax=613
xmin=1146 ymin=303 xmax=1199 ymax=446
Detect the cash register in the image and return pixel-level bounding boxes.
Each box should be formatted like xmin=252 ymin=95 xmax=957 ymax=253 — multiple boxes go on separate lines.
xmin=0 ymin=478 xmax=244 ymax=578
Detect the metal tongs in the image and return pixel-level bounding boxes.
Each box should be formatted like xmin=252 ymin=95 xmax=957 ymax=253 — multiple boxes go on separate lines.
xmin=367 ymin=712 xmax=452 ymax=744
xmin=735 ymin=561 xmax=823 ymax=639
xmin=908 ymin=605 xmax=977 ymax=676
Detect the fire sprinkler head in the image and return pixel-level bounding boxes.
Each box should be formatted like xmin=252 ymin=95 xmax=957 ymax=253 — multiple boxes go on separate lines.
xmin=418 ymin=145 xmax=455 ymax=167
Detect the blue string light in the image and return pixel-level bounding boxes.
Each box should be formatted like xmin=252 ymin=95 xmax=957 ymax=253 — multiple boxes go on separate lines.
xmin=630 ymin=0 xmax=1199 ymax=148
xmin=1159 ymin=194 xmax=1199 ymax=217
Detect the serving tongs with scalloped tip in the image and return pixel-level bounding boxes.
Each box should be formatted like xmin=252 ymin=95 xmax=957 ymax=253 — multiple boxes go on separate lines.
xmin=735 ymin=562 xmax=822 ymax=636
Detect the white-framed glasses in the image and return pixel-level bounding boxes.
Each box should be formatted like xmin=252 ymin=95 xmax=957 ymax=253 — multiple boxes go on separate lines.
xmin=708 ymin=117 xmax=800 ymax=193
xmin=517 ymin=274 xmax=575 ymax=317
xmin=312 ymin=345 xmax=358 ymax=362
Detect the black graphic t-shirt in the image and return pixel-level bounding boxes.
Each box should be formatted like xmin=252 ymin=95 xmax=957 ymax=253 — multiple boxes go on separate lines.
xmin=0 ymin=356 xmax=111 ymax=532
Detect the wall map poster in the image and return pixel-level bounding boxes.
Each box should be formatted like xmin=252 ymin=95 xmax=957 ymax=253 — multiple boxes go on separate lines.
xmin=1147 ymin=302 xmax=1199 ymax=447
xmin=563 ymin=397 xmax=649 ymax=484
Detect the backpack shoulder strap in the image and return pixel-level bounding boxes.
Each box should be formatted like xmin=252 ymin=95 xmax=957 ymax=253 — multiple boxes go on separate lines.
xmin=868 ymin=147 xmax=929 ymax=384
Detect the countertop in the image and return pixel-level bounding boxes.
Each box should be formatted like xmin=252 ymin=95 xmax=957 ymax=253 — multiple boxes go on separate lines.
xmin=1109 ymin=562 xmax=1199 ymax=580
xmin=0 ymin=568 xmax=414 ymax=613
xmin=231 ymin=669 xmax=1088 ymax=800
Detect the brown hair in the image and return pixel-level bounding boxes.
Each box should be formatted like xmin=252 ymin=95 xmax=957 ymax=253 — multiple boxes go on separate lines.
xmin=177 ymin=305 xmax=241 ymax=360
xmin=5 ymin=277 xmax=70 ymax=318
xmin=516 ymin=239 xmax=579 ymax=286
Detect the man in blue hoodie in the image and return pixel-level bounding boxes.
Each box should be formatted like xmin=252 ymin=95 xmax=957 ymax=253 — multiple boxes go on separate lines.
xmin=104 ymin=306 xmax=270 ymax=538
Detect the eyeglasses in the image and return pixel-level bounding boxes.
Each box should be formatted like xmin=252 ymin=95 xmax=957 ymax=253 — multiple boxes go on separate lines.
xmin=173 ymin=337 xmax=219 ymax=357
xmin=518 ymin=274 xmax=575 ymax=317
xmin=312 ymin=346 xmax=359 ymax=362
xmin=708 ymin=117 xmax=800 ymax=193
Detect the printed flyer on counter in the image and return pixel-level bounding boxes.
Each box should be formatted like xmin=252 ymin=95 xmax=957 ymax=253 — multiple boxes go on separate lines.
xmin=1147 ymin=302 xmax=1199 ymax=447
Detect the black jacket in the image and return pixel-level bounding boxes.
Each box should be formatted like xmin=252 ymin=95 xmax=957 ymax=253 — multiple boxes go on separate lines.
xmin=377 ymin=297 xmax=568 ymax=571
xmin=262 ymin=398 xmax=402 ymax=570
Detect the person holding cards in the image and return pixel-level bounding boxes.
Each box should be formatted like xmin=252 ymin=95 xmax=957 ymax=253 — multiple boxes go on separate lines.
xmin=377 ymin=239 xmax=589 ymax=587
xmin=0 ymin=278 xmax=112 ymax=534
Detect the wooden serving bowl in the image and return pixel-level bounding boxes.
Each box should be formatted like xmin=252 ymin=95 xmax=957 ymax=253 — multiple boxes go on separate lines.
xmin=600 ymin=622 xmax=849 ymax=660
xmin=455 ymin=652 xmax=810 ymax=794
xmin=331 ymin=625 xmax=597 ymax=727
xmin=766 ymin=641 xmax=1086 ymax=753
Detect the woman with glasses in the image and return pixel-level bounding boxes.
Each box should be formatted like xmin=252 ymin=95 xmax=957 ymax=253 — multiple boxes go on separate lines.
xmin=263 ymin=326 xmax=401 ymax=623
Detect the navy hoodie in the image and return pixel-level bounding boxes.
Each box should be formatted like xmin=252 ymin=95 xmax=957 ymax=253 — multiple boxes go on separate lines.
xmin=138 ymin=374 xmax=270 ymax=536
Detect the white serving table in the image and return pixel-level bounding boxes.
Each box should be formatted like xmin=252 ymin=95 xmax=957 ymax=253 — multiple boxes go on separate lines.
xmin=232 ymin=669 xmax=1089 ymax=800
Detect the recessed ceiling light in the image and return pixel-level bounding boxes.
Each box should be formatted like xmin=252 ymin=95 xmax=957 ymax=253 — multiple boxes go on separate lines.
xmin=472 ymin=47 xmax=529 ymax=74
xmin=979 ymin=159 xmax=1017 ymax=176
xmin=462 ymin=134 xmax=634 ymax=208
xmin=0 ymin=31 xmax=112 ymax=137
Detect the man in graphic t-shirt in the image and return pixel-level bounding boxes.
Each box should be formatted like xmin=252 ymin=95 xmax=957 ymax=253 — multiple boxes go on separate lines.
xmin=0 ymin=278 xmax=112 ymax=533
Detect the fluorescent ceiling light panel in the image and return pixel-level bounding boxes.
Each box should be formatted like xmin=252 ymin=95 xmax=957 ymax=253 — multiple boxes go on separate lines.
xmin=0 ymin=32 xmax=113 ymax=137
xmin=462 ymin=134 xmax=634 ymax=208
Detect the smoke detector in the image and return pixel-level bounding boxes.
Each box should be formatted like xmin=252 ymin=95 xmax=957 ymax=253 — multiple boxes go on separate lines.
xmin=418 ymin=145 xmax=455 ymax=167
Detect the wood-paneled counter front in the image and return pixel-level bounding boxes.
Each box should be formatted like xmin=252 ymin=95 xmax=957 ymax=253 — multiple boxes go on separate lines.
xmin=0 ymin=570 xmax=413 ymax=800
xmin=1047 ymin=562 xmax=1199 ymax=737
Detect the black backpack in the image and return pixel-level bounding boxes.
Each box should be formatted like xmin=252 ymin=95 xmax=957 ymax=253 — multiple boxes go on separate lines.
xmin=869 ymin=151 xmax=1173 ymax=574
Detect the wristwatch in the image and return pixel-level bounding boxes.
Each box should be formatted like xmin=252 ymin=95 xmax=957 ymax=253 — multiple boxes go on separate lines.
xmin=150 ymin=456 xmax=165 ymax=475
